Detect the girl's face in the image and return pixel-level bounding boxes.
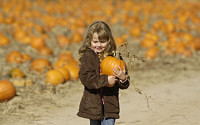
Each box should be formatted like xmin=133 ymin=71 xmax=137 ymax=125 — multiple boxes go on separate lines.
xmin=91 ymin=32 xmax=108 ymax=53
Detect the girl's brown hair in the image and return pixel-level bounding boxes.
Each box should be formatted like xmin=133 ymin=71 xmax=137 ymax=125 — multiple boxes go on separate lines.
xmin=78 ymin=21 xmax=116 ymax=61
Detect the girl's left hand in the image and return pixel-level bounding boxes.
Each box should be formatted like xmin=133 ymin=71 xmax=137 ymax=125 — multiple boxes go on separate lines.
xmin=113 ymin=66 xmax=126 ymax=81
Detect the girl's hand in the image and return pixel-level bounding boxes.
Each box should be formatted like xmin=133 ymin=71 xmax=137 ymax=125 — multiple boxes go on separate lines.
xmin=108 ymin=76 xmax=118 ymax=87
xmin=113 ymin=66 xmax=126 ymax=81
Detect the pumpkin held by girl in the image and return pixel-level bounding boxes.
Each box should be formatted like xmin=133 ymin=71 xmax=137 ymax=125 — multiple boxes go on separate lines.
xmin=100 ymin=56 xmax=126 ymax=76
xmin=100 ymin=56 xmax=126 ymax=87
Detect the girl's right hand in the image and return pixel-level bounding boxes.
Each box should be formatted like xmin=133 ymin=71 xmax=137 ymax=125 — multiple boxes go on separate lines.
xmin=107 ymin=76 xmax=117 ymax=87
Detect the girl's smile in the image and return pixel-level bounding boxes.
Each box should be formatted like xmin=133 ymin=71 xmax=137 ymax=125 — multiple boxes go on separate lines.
xmin=91 ymin=32 xmax=108 ymax=53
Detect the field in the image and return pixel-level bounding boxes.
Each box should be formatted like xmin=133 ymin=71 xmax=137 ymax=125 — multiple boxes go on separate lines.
xmin=0 ymin=0 xmax=200 ymax=125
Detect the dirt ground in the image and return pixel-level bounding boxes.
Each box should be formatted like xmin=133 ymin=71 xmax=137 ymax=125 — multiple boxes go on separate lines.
xmin=1 ymin=51 xmax=200 ymax=125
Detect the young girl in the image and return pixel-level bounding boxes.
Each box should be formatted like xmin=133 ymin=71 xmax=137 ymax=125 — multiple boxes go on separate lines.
xmin=77 ymin=21 xmax=129 ymax=125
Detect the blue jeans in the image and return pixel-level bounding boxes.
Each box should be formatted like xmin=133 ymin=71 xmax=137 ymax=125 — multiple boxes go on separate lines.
xmin=90 ymin=118 xmax=115 ymax=125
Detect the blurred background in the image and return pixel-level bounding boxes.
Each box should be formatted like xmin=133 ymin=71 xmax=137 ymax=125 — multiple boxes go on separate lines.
xmin=1 ymin=0 xmax=200 ymax=124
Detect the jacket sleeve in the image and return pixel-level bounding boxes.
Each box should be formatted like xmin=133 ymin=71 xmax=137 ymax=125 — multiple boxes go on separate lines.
xmin=116 ymin=54 xmax=130 ymax=89
xmin=79 ymin=51 xmax=109 ymax=89
xmin=117 ymin=76 xmax=130 ymax=89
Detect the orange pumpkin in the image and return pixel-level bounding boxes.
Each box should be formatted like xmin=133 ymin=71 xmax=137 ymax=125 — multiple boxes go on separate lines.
xmin=30 ymin=36 xmax=46 ymax=49
xmin=58 ymin=51 xmax=78 ymax=66
xmin=57 ymin=35 xmax=71 ymax=47
xmin=182 ymin=33 xmax=193 ymax=42
xmin=54 ymin=59 xmax=67 ymax=68
xmin=100 ymin=56 xmax=126 ymax=76
xmin=0 ymin=33 xmax=10 ymax=46
xmin=71 ymin=32 xmax=83 ymax=43
xmin=58 ymin=51 xmax=74 ymax=61
xmin=164 ymin=22 xmax=175 ymax=33
xmin=30 ymin=58 xmax=52 ymax=73
xmin=56 ymin=67 xmax=71 ymax=81
xmin=141 ymin=38 xmax=157 ymax=48
xmin=6 ymin=51 xmax=23 ymax=64
xmin=37 ymin=46 xmax=52 ymax=56
xmin=115 ymin=37 xmax=126 ymax=47
xmin=33 ymin=24 xmax=45 ymax=34
xmin=100 ymin=56 xmax=126 ymax=87
xmin=20 ymin=35 xmax=32 ymax=44
xmin=168 ymin=32 xmax=179 ymax=43
xmin=13 ymin=28 xmax=27 ymax=41
xmin=0 ymin=80 xmax=16 ymax=102
xmin=129 ymin=26 xmax=142 ymax=37
xmin=5 ymin=16 xmax=14 ymax=24
xmin=145 ymin=47 xmax=159 ymax=59
xmin=145 ymin=33 xmax=159 ymax=41
xmin=45 ymin=70 xmax=65 ymax=86
xmin=189 ymin=38 xmax=200 ymax=51
xmin=64 ymin=65 xmax=79 ymax=80
xmin=152 ymin=20 xmax=164 ymax=31
xmin=9 ymin=68 xmax=25 ymax=78
xmin=175 ymin=42 xmax=186 ymax=54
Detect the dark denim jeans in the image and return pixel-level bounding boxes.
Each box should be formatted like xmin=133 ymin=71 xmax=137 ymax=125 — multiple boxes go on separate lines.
xmin=90 ymin=118 xmax=115 ymax=125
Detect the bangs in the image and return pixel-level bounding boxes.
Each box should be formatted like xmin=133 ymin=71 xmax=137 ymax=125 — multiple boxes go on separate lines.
xmin=97 ymin=29 xmax=109 ymax=41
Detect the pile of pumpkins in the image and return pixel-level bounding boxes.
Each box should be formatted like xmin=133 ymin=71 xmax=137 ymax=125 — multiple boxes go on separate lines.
xmin=0 ymin=50 xmax=80 ymax=102
xmin=6 ymin=50 xmax=79 ymax=85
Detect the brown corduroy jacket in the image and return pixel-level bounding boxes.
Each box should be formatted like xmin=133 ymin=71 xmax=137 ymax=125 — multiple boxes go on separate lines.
xmin=77 ymin=49 xmax=129 ymax=120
